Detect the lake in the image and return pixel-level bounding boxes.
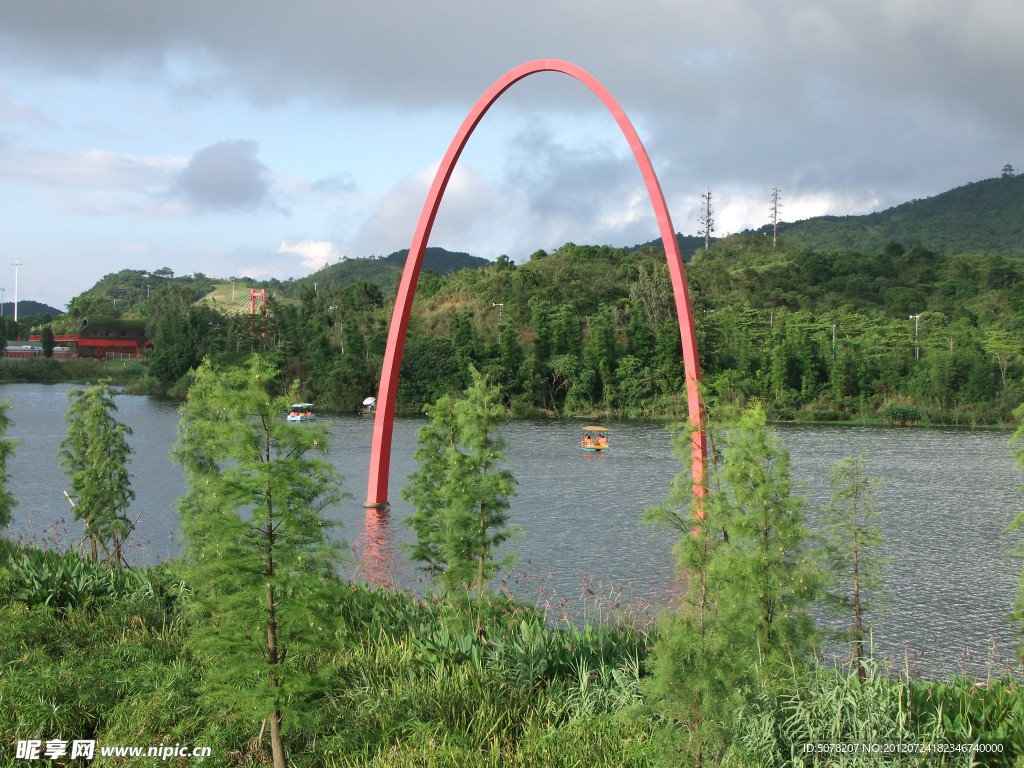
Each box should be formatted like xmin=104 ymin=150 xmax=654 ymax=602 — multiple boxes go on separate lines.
xmin=2 ymin=381 xmax=1021 ymax=678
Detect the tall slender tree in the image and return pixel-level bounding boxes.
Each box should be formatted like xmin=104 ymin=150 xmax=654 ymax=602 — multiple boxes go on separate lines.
xmin=58 ymin=382 xmax=134 ymax=566
xmin=402 ymin=368 xmax=517 ymax=604
xmin=0 ymin=399 xmax=19 ymax=528
xmin=175 ymin=356 xmax=342 ymax=768
xmin=818 ymin=453 xmax=890 ymax=680
xmin=1006 ymin=402 xmax=1024 ymax=659
xmin=40 ymin=325 xmax=55 ymax=358
xmin=643 ymin=402 xmax=815 ymax=766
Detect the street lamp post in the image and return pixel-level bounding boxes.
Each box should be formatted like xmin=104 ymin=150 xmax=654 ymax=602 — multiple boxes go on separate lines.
xmin=909 ymin=314 xmax=921 ymax=360
xmin=146 ymin=284 xmax=151 ymax=299
xmin=0 ymin=288 xmax=5 ymax=317
xmin=12 ymin=261 xmax=23 ymax=322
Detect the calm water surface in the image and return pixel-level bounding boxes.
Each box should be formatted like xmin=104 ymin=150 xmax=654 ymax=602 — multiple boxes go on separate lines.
xmin=2 ymin=382 xmax=1021 ymax=677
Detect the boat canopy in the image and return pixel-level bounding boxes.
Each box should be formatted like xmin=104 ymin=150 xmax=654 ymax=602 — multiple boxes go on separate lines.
xmin=582 ymin=425 xmax=609 ymax=431
xmin=290 ymin=403 xmax=315 ymax=409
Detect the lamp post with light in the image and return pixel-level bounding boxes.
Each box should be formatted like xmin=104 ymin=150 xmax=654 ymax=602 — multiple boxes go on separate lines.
xmin=909 ymin=314 xmax=921 ymax=360
xmin=12 ymin=261 xmax=23 ymax=322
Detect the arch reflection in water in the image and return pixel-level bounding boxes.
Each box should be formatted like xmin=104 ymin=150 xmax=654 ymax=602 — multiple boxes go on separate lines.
xmin=358 ymin=507 xmax=397 ymax=589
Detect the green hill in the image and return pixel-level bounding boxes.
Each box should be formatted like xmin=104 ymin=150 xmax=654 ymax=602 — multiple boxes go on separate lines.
xmin=299 ymin=246 xmax=491 ymax=288
xmin=770 ymin=174 xmax=1024 ymax=257
xmin=629 ymin=233 xmax=715 ymax=260
xmin=0 ymin=301 xmax=64 ymax=318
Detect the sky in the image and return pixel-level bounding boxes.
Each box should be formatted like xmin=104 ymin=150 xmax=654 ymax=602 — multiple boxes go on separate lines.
xmin=1 ymin=1 xmax=1021 ymax=309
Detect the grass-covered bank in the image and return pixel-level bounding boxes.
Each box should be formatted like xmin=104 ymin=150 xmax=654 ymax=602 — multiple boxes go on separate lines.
xmin=0 ymin=357 xmax=148 ymax=385
xmin=1 ymin=540 xmax=1022 ymax=767
xmin=0 ymin=540 xmax=656 ymax=767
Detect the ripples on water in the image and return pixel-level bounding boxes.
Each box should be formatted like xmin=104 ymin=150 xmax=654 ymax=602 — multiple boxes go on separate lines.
xmin=1 ymin=382 xmax=1021 ymax=677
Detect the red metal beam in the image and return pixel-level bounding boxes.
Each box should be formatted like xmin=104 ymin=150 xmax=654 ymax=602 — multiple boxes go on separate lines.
xmin=365 ymin=60 xmax=705 ymax=507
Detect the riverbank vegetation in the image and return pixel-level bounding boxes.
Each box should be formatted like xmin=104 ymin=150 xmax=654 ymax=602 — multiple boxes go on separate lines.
xmin=35 ymin=232 xmax=1023 ymax=425
xmin=3 ymin=362 xmax=1024 ymax=765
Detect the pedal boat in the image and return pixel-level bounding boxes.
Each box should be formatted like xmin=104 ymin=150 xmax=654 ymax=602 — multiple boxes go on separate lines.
xmin=581 ymin=426 xmax=610 ymax=452
xmin=287 ymin=403 xmax=316 ymax=422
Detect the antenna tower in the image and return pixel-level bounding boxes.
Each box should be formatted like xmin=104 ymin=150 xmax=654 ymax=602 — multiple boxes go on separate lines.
xmin=769 ymin=187 xmax=782 ymax=248
xmin=698 ymin=189 xmax=714 ymax=251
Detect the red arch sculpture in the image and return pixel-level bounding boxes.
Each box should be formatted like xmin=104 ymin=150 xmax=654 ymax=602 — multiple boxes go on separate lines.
xmin=365 ymin=59 xmax=706 ymax=507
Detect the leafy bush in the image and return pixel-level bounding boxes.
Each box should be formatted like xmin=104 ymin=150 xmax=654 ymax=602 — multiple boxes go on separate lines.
xmin=7 ymin=546 xmax=149 ymax=610
xmin=730 ymin=658 xmax=1023 ymax=766
xmin=880 ymin=405 xmax=922 ymax=425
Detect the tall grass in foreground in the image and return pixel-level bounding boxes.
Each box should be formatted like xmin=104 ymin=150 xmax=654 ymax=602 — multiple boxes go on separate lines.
xmin=726 ymin=654 xmax=1023 ymax=767
xmin=0 ymin=541 xmax=656 ymax=767
xmin=3 ymin=541 xmax=1024 ymax=767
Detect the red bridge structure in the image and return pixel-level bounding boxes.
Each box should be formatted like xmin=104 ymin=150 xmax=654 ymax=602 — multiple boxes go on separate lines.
xmin=365 ymin=60 xmax=706 ymax=510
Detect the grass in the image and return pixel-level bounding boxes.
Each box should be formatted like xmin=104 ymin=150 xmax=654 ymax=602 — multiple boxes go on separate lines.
xmin=2 ymin=540 xmax=1022 ymax=767
xmin=0 ymin=357 xmax=148 ymax=384
xmin=0 ymin=541 xmax=656 ymax=767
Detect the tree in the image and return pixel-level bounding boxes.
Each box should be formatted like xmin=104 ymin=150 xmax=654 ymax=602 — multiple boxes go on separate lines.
xmin=0 ymin=400 xmax=19 ymax=528
xmin=626 ymin=300 xmax=653 ymax=364
xmin=984 ymin=330 xmax=1019 ymax=387
xmin=41 ymin=325 xmax=55 ymax=358
xmin=1006 ymin=402 xmax=1024 ymax=659
xmin=58 ymin=382 xmax=135 ymax=566
xmin=529 ymin=298 xmax=553 ymax=364
xmin=818 ymin=453 xmax=890 ymax=681
xmin=402 ymin=368 xmax=517 ymax=607
xmin=643 ymin=402 xmax=816 ymax=765
xmin=713 ymin=403 xmax=816 ymax=657
xmin=174 ymin=356 xmax=343 ymax=768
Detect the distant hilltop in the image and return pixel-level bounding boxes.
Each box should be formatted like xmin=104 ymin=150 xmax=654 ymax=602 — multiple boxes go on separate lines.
xmin=0 ymin=300 xmax=64 ymax=319
xmin=750 ymin=173 xmax=1024 ymax=257
xmin=277 ymin=246 xmax=494 ymax=294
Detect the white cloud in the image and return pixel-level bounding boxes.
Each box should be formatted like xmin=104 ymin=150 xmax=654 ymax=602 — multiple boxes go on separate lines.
xmin=277 ymin=239 xmax=340 ymax=270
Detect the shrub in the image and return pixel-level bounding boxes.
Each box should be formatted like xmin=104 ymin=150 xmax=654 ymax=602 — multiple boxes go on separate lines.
xmin=880 ymin=405 xmax=922 ymax=425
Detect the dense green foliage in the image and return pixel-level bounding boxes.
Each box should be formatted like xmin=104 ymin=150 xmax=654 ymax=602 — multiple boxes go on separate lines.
xmin=776 ymin=174 xmax=1024 ymax=258
xmin=367 ymin=236 xmax=1024 ymax=423
xmin=66 ymin=268 xmax=217 ymax=319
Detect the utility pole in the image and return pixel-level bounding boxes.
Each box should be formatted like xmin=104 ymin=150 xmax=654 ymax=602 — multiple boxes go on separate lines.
xmin=769 ymin=187 xmax=782 ymax=248
xmin=231 ymin=282 xmax=235 ymax=302
xmin=910 ymin=314 xmax=921 ymax=360
xmin=493 ymin=303 xmax=504 ymax=346
xmin=12 ymin=261 xmax=23 ymax=321
xmin=832 ymin=324 xmax=836 ymax=358
xmin=0 ymin=287 xmax=5 ymax=317
xmin=698 ymin=189 xmax=714 ymax=251
xmin=146 ymin=284 xmax=151 ymax=299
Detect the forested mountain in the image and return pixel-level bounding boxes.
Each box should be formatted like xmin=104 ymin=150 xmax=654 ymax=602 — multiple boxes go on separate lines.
xmin=126 ymin=236 xmax=1020 ymax=424
xmin=769 ymin=173 xmax=1024 ymax=257
xmin=629 ymin=233 xmax=714 ymax=260
xmin=266 ymin=246 xmax=492 ymax=298
xmin=0 ymin=301 xmax=63 ymax=318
